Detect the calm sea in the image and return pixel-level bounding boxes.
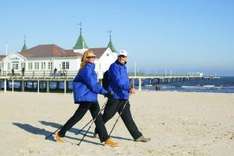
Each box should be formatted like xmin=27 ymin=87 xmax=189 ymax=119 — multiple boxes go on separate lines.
xmin=142 ymin=77 xmax=234 ymax=93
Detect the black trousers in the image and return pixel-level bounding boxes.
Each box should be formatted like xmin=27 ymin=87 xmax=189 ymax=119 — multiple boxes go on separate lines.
xmin=58 ymin=102 xmax=109 ymax=142
xmin=95 ymin=98 xmax=143 ymax=140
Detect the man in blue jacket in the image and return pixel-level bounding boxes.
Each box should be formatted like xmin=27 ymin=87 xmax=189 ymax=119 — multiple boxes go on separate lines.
xmin=95 ymin=50 xmax=150 ymax=142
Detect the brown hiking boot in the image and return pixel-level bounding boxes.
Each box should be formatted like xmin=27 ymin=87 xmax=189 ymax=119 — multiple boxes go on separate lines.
xmin=54 ymin=131 xmax=64 ymax=143
xmin=135 ymin=136 xmax=151 ymax=142
xmin=104 ymin=138 xmax=119 ymax=147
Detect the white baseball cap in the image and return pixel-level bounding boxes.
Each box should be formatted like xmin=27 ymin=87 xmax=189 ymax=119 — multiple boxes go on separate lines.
xmin=118 ymin=49 xmax=128 ymax=57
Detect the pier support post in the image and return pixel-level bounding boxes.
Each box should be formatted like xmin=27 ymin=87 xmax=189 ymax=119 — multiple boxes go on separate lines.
xmin=167 ymin=78 xmax=170 ymax=83
xmin=4 ymin=79 xmax=7 ymax=92
xmin=47 ymin=81 xmax=50 ymax=93
xmin=37 ymin=80 xmax=40 ymax=93
xmin=64 ymin=80 xmax=67 ymax=94
xmin=12 ymin=79 xmax=14 ymax=93
xmin=132 ymin=78 xmax=134 ymax=88
xmin=21 ymin=80 xmax=25 ymax=92
xmin=138 ymin=78 xmax=142 ymax=91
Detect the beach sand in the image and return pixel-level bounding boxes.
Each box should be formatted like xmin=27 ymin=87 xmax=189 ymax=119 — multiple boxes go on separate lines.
xmin=0 ymin=91 xmax=234 ymax=156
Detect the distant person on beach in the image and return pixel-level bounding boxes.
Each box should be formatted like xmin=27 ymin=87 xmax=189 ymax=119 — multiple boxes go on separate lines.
xmin=21 ymin=67 xmax=25 ymax=76
xmin=94 ymin=49 xmax=151 ymax=142
xmin=11 ymin=68 xmax=15 ymax=76
xmin=54 ymin=50 xmax=119 ymax=147
xmin=53 ymin=68 xmax=57 ymax=78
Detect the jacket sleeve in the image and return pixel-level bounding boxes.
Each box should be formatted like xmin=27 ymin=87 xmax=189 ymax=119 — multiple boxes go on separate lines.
xmin=80 ymin=67 xmax=107 ymax=95
xmin=73 ymin=73 xmax=79 ymax=82
xmin=109 ymin=65 xmax=130 ymax=91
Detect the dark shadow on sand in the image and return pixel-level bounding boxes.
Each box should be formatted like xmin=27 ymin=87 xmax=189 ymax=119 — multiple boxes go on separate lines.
xmin=12 ymin=122 xmax=103 ymax=146
xmin=12 ymin=122 xmax=55 ymax=141
xmin=39 ymin=120 xmax=133 ymax=141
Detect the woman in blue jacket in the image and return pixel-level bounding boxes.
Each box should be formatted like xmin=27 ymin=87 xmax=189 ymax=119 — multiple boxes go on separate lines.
xmin=55 ymin=50 xmax=118 ymax=147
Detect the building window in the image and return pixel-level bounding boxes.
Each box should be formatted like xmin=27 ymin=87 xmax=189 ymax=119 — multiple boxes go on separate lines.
xmin=62 ymin=62 xmax=69 ymax=70
xmin=66 ymin=62 xmax=69 ymax=69
xmin=28 ymin=62 xmax=33 ymax=70
xmin=62 ymin=62 xmax=65 ymax=69
xmin=13 ymin=64 xmax=19 ymax=70
xmin=48 ymin=62 xmax=51 ymax=70
xmin=21 ymin=63 xmax=25 ymax=68
xmin=48 ymin=62 xmax=53 ymax=70
xmin=41 ymin=62 xmax=46 ymax=70
xmin=8 ymin=63 xmax=11 ymax=70
xmin=12 ymin=61 xmax=19 ymax=70
xmin=34 ymin=62 xmax=39 ymax=70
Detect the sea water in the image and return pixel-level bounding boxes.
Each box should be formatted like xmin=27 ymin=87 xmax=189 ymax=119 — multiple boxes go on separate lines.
xmin=142 ymin=77 xmax=234 ymax=93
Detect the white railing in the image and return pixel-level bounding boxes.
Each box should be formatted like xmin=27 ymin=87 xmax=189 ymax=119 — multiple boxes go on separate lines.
xmin=0 ymin=70 xmax=205 ymax=80
xmin=0 ymin=70 xmax=78 ymax=79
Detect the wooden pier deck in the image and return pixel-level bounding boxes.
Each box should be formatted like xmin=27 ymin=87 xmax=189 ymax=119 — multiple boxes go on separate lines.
xmin=0 ymin=72 xmax=215 ymax=93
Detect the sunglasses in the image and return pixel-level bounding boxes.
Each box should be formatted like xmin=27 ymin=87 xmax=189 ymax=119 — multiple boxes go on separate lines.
xmin=87 ymin=56 xmax=96 ymax=59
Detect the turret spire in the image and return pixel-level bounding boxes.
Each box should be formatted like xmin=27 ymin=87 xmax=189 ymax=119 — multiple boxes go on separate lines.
xmin=73 ymin=22 xmax=88 ymax=49
xmin=21 ymin=35 xmax=27 ymax=51
xmin=107 ymin=30 xmax=116 ymax=52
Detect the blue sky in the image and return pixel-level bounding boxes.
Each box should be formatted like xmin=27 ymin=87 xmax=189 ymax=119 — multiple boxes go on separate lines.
xmin=0 ymin=0 xmax=234 ymax=76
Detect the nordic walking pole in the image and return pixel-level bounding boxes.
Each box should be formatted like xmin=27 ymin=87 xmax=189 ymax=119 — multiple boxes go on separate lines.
xmin=75 ymin=101 xmax=107 ymax=135
xmin=77 ymin=118 xmax=95 ymax=146
xmin=77 ymin=101 xmax=108 ymax=146
xmin=45 ymin=102 xmax=107 ymax=140
xmin=108 ymin=101 xmax=128 ymax=137
xmin=45 ymin=119 xmax=92 ymax=140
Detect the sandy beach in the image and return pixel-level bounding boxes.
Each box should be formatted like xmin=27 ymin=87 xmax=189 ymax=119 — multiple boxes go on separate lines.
xmin=0 ymin=91 xmax=234 ymax=156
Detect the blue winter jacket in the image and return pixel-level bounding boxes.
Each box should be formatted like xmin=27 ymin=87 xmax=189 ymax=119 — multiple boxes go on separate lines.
xmin=108 ymin=60 xmax=130 ymax=100
xmin=73 ymin=63 xmax=108 ymax=104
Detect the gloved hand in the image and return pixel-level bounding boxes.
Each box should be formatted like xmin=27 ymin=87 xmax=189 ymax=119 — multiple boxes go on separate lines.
xmin=104 ymin=92 xmax=113 ymax=98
